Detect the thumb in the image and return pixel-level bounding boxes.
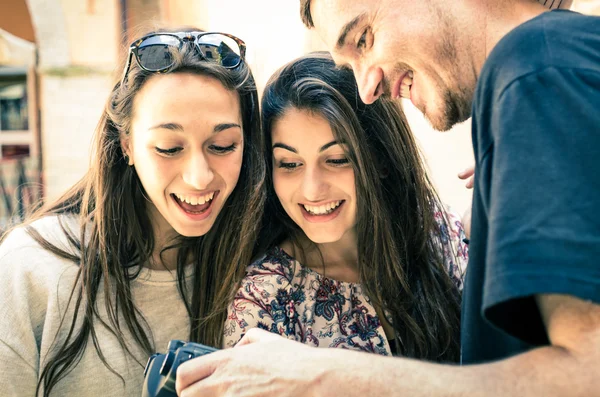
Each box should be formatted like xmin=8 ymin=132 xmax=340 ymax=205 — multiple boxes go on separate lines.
xmin=235 ymin=328 xmax=283 ymax=347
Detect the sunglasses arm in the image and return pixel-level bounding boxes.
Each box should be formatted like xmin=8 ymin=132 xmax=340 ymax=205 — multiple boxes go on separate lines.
xmin=120 ymin=49 xmax=134 ymax=85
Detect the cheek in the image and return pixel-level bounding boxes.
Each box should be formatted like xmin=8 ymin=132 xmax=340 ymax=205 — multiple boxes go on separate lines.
xmin=214 ymin=150 xmax=244 ymax=187
xmin=340 ymin=169 xmax=356 ymax=198
xmin=133 ymin=150 xmax=172 ymax=189
xmin=272 ymin=172 xmax=293 ymax=205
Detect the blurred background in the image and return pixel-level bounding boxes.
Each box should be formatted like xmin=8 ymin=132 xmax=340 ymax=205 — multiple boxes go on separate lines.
xmin=0 ymin=0 xmax=598 ymax=231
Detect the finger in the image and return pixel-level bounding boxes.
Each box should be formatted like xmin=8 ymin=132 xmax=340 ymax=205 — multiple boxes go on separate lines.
xmin=458 ymin=165 xmax=475 ymax=179
xmin=175 ymin=351 xmax=224 ymax=395
xmin=465 ymin=176 xmax=474 ymax=189
xmin=179 ymin=377 xmax=220 ymax=397
xmin=235 ymin=328 xmax=283 ymax=347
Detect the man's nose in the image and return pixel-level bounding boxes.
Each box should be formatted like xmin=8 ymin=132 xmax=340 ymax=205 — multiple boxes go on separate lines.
xmin=355 ymin=65 xmax=384 ymax=104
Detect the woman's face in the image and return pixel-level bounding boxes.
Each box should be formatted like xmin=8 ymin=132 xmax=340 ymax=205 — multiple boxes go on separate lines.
xmin=271 ymin=108 xmax=357 ymax=244
xmin=125 ymin=72 xmax=244 ymax=242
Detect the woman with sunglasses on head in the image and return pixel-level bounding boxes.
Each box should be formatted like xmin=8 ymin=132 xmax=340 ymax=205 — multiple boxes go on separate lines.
xmin=222 ymin=52 xmax=467 ymax=361
xmin=0 ymin=28 xmax=264 ymax=396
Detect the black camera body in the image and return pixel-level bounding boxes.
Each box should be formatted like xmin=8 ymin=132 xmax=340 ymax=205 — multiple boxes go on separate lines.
xmin=141 ymin=340 xmax=218 ymax=397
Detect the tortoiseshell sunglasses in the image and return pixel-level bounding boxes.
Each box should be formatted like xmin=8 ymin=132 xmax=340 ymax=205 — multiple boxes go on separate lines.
xmin=121 ymin=31 xmax=246 ymax=83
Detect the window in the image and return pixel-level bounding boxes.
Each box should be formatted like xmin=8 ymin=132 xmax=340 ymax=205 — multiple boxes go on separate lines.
xmin=0 ymin=79 xmax=28 ymax=131
xmin=0 ymin=68 xmax=32 ymax=160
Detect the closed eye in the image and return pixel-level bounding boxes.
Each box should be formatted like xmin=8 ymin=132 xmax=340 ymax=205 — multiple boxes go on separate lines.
xmin=327 ymin=158 xmax=350 ymax=166
xmin=278 ymin=161 xmax=302 ymax=170
xmin=155 ymin=147 xmax=182 ymax=156
xmin=209 ymin=143 xmax=237 ymax=155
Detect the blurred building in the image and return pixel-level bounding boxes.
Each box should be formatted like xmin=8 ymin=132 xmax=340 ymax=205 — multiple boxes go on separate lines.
xmin=0 ymin=0 xmax=598 ymax=228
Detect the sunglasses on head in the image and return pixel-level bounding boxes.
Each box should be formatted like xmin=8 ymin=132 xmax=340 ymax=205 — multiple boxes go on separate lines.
xmin=121 ymin=31 xmax=246 ymax=83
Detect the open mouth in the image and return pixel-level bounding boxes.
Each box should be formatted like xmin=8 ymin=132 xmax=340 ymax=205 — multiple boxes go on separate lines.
xmin=302 ymin=200 xmax=344 ymax=216
xmin=394 ymin=70 xmax=413 ymax=100
xmin=172 ymin=191 xmax=217 ymax=214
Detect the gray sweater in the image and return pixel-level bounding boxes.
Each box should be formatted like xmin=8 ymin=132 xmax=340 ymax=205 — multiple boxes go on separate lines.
xmin=0 ymin=215 xmax=191 ymax=396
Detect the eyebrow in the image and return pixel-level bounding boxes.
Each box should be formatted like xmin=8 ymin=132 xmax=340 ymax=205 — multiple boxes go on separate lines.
xmin=336 ymin=12 xmax=368 ymax=49
xmin=213 ymin=123 xmax=242 ymax=133
xmin=319 ymin=140 xmax=341 ymax=152
xmin=272 ymin=140 xmax=341 ymax=154
xmin=272 ymin=143 xmax=297 ymax=153
xmin=149 ymin=122 xmax=241 ymax=133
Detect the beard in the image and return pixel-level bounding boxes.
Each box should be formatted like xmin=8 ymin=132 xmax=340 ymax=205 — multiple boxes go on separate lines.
xmin=422 ymin=13 xmax=475 ymax=131
xmin=434 ymin=85 xmax=472 ymax=131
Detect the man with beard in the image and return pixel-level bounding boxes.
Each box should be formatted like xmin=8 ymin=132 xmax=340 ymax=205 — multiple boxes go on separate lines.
xmin=176 ymin=1 xmax=600 ymax=396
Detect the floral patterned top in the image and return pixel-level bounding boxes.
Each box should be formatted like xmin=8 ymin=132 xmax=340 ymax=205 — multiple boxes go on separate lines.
xmin=223 ymin=210 xmax=468 ymax=355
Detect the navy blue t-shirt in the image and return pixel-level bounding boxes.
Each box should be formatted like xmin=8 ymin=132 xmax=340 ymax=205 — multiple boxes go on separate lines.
xmin=462 ymin=10 xmax=600 ymax=364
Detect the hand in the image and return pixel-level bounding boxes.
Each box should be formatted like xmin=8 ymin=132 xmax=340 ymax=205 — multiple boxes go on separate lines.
xmin=176 ymin=329 xmax=331 ymax=397
xmin=458 ymin=165 xmax=475 ymax=189
xmin=462 ymin=205 xmax=472 ymax=239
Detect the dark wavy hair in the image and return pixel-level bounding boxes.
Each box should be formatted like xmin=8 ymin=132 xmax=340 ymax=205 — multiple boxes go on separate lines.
xmin=259 ymin=52 xmax=461 ymax=362
xmin=10 ymin=28 xmax=265 ymax=396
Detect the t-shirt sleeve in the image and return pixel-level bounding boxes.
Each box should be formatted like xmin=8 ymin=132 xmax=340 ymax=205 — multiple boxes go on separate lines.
xmin=482 ymin=67 xmax=600 ymax=344
xmin=0 ymin=227 xmax=43 ymax=395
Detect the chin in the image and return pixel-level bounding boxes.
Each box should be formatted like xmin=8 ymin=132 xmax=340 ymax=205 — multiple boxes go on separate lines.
xmin=428 ymin=115 xmax=455 ymax=132
xmin=304 ymin=230 xmax=344 ymax=245
xmin=174 ymin=222 xmax=214 ymax=238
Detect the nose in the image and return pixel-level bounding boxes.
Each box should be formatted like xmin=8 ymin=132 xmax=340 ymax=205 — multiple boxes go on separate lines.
xmin=354 ymin=64 xmax=384 ymax=105
xmin=182 ymin=151 xmax=214 ymax=189
xmin=301 ymin=165 xmax=328 ymax=202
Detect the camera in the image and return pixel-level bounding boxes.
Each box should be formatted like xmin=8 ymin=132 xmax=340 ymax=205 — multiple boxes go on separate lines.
xmin=141 ymin=340 xmax=218 ymax=397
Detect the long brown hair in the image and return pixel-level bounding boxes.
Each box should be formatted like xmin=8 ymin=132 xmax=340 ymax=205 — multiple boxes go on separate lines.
xmin=8 ymin=28 xmax=265 ymax=395
xmin=260 ymin=52 xmax=461 ymax=362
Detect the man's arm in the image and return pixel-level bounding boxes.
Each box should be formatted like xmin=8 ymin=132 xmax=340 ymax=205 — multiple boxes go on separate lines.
xmin=176 ymin=293 xmax=600 ymax=397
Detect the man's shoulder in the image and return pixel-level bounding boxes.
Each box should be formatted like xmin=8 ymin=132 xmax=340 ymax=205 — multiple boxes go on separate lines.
xmin=480 ymin=10 xmax=600 ymax=95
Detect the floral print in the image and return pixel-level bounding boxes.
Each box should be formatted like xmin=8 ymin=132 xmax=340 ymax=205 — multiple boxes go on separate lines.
xmin=223 ymin=210 xmax=468 ymax=356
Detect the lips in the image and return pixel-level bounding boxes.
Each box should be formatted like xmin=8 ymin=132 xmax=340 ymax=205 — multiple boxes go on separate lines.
xmin=172 ymin=191 xmax=218 ymax=214
xmin=302 ymin=200 xmax=343 ymax=215
xmin=299 ymin=200 xmax=345 ymax=223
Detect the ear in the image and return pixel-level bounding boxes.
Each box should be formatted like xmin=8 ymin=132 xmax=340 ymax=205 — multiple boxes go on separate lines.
xmin=120 ymin=136 xmax=134 ymax=166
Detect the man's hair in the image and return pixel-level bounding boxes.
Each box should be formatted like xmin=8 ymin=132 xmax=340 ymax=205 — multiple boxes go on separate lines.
xmin=300 ymin=0 xmax=314 ymax=28
xmin=300 ymin=0 xmax=572 ymax=28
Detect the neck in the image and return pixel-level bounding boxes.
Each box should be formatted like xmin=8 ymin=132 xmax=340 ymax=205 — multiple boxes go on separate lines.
xmin=297 ymin=229 xmax=359 ymax=283
xmin=462 ymin=0 xmax=549 ymax=76
xmin=147 ymin=224 xmax=180 ymax=271
xmin=147 ymin=245 xmax=179 ymax=271
xmin=481 ymin=0 xmax=548 ymax=73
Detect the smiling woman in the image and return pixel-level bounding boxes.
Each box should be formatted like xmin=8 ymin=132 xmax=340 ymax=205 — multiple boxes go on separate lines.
xmin=0 ymin=28 xmax=265 ymax=397
xmin=223 ymin=52 xmax=467 ymax=362
xmin=124 ymin=72 xmax=245 ymax=245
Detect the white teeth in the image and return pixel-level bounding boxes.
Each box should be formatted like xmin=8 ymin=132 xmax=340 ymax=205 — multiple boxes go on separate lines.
xmin=401 ymin=85 xmax=411 ymax=98
xmin=175 ymin=192 xmax=215 ymax=206
xmin=400 ymin=71 xmax=413 ymax=99
xmin=397 ymin=71 xmax=414 ymax=99
xmin=303 ymin=200 xmax=342 ymax=215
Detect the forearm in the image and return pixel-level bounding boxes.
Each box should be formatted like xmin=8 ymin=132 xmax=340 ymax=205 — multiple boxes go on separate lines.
xmin=316 ymin=345 xmax=596 ymax=397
